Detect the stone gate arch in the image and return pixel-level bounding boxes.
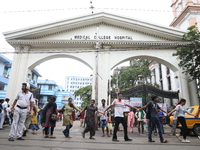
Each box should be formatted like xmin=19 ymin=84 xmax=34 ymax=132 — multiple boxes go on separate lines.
xmin=3 ymin=12 xmax=199 ymax=107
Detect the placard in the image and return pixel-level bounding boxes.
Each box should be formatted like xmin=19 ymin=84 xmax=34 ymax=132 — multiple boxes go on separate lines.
xmin=130 ymin=97 xmax=142 ymax=107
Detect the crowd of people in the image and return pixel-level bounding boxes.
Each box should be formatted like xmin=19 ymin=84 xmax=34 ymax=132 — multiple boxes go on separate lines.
xmin=0 ymin=83 xmax=199 ymax=144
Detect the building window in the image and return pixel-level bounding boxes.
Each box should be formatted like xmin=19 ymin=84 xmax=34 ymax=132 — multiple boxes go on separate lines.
xmin=167 ymin=76 xmax=172 ymax=90
xmin=49 ymin=85 xmax=53 ymax=90
xmin=0 ymin=84 xmax=4 ymax=90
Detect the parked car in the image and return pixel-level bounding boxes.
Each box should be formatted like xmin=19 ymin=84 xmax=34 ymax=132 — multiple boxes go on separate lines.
xmin=169 ymin=105 xmax=200 ymax=136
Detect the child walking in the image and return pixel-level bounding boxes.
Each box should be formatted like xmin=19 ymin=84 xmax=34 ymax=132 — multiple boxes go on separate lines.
xmin=29 ymin=105 xmax=40 ymax=134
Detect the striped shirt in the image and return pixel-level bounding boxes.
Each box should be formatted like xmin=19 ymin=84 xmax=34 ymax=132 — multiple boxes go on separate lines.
xmin=112 ymin=99 xmax=128 ymax=117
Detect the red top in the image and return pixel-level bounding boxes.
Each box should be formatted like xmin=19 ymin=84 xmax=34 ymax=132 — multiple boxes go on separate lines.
xmin=79 ymin=112 xmax=84 ymax=119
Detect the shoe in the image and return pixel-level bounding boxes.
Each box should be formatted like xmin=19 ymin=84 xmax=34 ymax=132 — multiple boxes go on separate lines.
xmin=62 ymin=131 xmax=66 ymax=136
xmin=176 ymin=134 xmax=181 ymax=141
xmin=65 ymin=136 xmax=72 ymax=138
xmin=107 ymin=134 xmax=110 ymax=137
xmin=81 ymin=132 xmax=85 ymax=138
xmin=182 ymin=139 xmax=190 ymax=143
xmin=148 ymin=139 xmax=155 ymax=142
xmin=168 ymin=134 xmax=173 ymax=136
xmin=89 ymin=136 xmax=95 ymax=140
xmin=8 ymin=137 xmax=14 ymax=141
xmin=0 ymin=128 xmax=4 ymax=130
xmin=102 ymin=134 xmax=105 ymax=137
xmin=125 ymin=138 xmax=132 ymax=141
xmin=23 ymin=130 xmax=27 ymax=137
xmin=17 ymin=137 xmax=25 ymax=140
xmin=160 ymin=139 xmax=168 ymax=143
xmin=112 ymin=139 xmax=119 ymax=142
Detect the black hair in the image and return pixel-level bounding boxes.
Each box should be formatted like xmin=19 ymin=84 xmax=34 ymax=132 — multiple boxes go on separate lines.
xmin=151 ymin=95 xmax=158 ymax=101
xmin=5 ymin=98 xmax=10 ymax=101
xmin=50 ymin=96 xmax=56 ymax=102
xmin=118 ymin=93 xmax=123 ymax=96
xmin=101 ymin=99 xmax=106 ymax=102
xmin=91 ymin=99 xmax=95 ymax=103
xmin=177 ymin=98 xmax=186 ymax=104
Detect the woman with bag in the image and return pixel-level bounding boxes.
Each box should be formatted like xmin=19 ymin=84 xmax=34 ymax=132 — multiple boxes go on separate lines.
xmin=81 ymin=99 xmax=104 ymax=140
xmin=168 ymin=99 xmax=197 ymax=143
xmin=41 ymin=96 xmax=58 ymax=138
xmin=59 ymin=98 xmax=81 ymax=138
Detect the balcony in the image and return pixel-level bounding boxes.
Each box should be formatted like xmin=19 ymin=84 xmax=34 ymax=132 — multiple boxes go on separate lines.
xmin=40 ymin=90 xmax=55 ymax=95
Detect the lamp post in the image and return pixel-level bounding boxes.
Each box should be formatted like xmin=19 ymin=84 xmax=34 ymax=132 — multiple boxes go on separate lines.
xmin=115 ymin=67 xmax=120 ymax=96
xmin=138 ymin=75 xmax=147 ymax=105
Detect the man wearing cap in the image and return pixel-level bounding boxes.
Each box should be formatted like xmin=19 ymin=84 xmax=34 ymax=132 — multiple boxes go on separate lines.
xmin=8 ymin=83 xmax=34 ymax=141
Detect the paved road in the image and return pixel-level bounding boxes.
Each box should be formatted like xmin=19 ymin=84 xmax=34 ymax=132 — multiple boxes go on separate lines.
xmin=0 ymin=121 xmax=199 ymax=150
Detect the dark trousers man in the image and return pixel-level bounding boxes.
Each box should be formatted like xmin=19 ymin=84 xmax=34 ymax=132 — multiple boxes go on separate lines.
xmin=113 ymin=117 xmax=128 ymax=140
xmin=148 ymin=117 xmax=164 ymax=141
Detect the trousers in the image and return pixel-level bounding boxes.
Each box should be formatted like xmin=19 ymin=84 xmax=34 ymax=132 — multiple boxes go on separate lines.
xmin=9 ymin=107 xmax=27 ymax=138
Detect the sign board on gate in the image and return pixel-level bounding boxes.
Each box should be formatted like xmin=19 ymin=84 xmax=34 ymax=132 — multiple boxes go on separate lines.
xmin=130 ymin=97 xmax=142 ymax=107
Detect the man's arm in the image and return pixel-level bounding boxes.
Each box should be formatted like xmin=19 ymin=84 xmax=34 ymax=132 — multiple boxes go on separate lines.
xmin=104 ymin=104 xmax=113 ymax=112
xmin=160 ymin=108 xmax=168 ymax=115
xmin=11 ymin=99 xmax=17 ymax=112
xmin=139 ymin=105 xmax=147 ymax=110
xmin=28 ymin=101 xmax=34 ymax=114
xmin=125 ymin=104 xmax=138 ymax=111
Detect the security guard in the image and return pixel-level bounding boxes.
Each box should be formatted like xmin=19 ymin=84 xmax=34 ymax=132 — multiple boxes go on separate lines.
xmin=8 ymin=82 xmax=34 ymax=141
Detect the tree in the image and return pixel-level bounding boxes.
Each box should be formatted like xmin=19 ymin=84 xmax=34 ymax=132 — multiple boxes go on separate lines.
xmin=74 ymin=85 xmax=92 ymax=109
xmin=173 ymin=25 xmax=200 ymax=87
xmin=111 ymin=59 xmax=151 ymax=91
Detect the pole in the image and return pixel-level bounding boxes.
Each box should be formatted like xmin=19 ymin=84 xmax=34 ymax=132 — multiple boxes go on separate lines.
xmin=95 ymin=25 xmax=99 ymax=106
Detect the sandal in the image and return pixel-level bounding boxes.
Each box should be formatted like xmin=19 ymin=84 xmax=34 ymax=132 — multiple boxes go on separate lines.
xmin=160 ymin=139 xmax=168 ymax=143
xmin=44 ymin=135 xmax=49 ymax=138
xmin=49 ymin=135 xmax=56 ymax=138
xmin=148 ymin=139 xmax=155 ymax=142
xmin=89 ymin=137 xmax=95 ymax=140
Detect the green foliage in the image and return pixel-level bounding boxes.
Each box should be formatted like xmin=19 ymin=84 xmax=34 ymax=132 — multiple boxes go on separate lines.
xmin=74 ymin=85 xmax=92 ymax=109
xmin=173 ymin=25 xmax=200 ymax=84
xmin=111 ymin=59 xmax=151 ymax=91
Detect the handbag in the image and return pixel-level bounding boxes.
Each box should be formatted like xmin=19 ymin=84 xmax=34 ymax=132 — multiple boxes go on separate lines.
xmin=50 ymin=114 xmax=57 ymax=122
xmin=72 ymin=110 xmax=76 ymax=121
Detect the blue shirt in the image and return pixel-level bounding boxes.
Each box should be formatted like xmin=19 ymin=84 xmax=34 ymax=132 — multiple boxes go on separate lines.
xmin=157 ymin=111 xmax=164 ymax=122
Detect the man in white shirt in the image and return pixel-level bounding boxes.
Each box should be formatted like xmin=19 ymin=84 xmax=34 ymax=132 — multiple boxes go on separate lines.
xmin=0 ymin=99 xmax=5 ymax=130
xmin=104 ymin=93 xmax=138 ymax=142
xmin=0 ymin=98 xmax=9 ymax=129
xmin=8 ymin=83 xmax=34 ymax=141
xmin=98 ymin=99 xmax=109 ymax=137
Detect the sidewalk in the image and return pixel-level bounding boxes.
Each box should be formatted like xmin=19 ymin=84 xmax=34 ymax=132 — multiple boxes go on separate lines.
xmin=0 ymin=120 xmax=199 ymax=150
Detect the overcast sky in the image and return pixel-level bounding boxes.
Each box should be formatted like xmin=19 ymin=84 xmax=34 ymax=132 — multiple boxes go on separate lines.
xmin=0 ymin=0 xmax=174 ymax=88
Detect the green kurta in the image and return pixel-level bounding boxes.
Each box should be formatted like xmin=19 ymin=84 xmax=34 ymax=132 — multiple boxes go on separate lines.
xmin=61 ymin=103 xmax=78 ymax=126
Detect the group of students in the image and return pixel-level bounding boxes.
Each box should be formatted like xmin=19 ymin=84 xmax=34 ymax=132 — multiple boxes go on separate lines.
xmin=3 ymin=83 xmax=199 ymax=144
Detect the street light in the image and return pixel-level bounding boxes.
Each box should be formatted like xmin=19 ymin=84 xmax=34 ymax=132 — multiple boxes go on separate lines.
xmin=114 ymin=67 xmax=120 ymax=95
xmin=138 ymin=75 xmax=147 ymax=105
